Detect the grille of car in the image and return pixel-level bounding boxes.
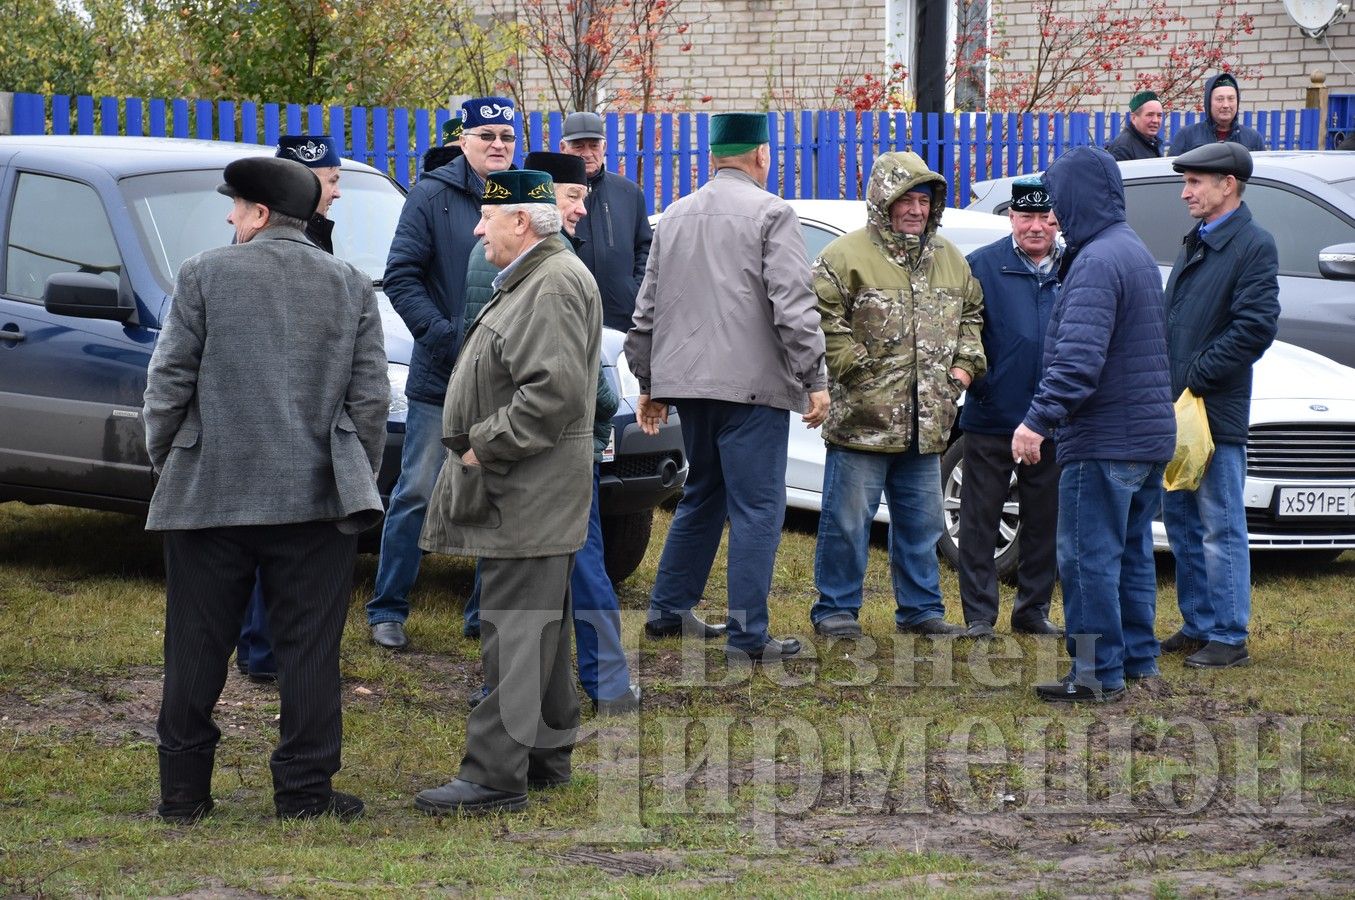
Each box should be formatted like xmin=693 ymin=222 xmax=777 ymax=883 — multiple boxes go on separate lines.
xmin=1244 ymin=510 xmax=1355 ymax=543
xmin=1246 ymin=423 xmax=1355 ymax=480
xmin=611 ymin=452 xmax=680 ymax=480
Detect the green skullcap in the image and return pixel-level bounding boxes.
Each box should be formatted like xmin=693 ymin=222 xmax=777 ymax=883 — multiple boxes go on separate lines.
xmin=1129 ymin=90 xmax=1159 ymax=112
xmin=482 ymin=169 xmax=557 ymax=205
xmin=442 ymin=116 xmax=463 ymax=144
xmin=710 ymin=113 xmax=770 ymax=156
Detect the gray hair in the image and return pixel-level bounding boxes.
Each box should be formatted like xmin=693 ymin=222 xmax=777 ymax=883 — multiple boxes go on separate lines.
xmin=263 ymin=210 xmax=311 ymax=231
xmin=499 ymin=202 xmax=562 ymax=236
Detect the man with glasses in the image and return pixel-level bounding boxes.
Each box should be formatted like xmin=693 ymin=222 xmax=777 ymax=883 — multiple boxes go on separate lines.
xmin=368 ymin=96 xmax=517 ymax=651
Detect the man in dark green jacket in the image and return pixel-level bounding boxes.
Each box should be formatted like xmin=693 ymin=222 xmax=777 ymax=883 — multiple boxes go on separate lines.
xmin=1161 ymin=142 xmax=1279 ymax=670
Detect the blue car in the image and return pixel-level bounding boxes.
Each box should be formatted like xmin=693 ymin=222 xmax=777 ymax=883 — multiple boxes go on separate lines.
xmin=0 ymin=136 xmax=684 ymax=581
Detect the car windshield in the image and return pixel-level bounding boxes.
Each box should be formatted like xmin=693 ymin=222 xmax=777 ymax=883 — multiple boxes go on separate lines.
xmin=118 ymin=168 xmax=404 ymax=290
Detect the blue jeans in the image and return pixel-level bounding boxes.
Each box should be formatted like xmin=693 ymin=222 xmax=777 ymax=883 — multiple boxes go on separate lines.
xmin=1163 ymin=442 xmax=1250 ymax=645
xmin=235 ymin=574 xmax=275 ymax=677
xmin=366 ymin=398 xmax=446 ymax=626
xmin=1058 ymin=459 xmax=1165 ymax=690
xmin=812 ymin=445 xmax=946 ymax=628
xmin=463 ymin=468 xmax=632 ymax=702
xmin=649 ymin=400 xmax=789 ymax=653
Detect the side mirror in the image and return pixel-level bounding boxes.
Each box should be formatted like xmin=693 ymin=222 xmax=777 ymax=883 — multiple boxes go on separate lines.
xmin=1318 ymin=242 xmax=1355 ymax=281
xmin=43 ymin=272 xmax=136 ymax=323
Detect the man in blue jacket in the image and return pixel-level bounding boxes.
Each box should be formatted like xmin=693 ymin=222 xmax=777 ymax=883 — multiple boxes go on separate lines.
xmin=1168 ymin=73 xmax=1265 ymax=155
xmin=1012 ymin=146 xmax=1175 ymax=704
xmin=558 ymin=111 xmax=652 ymax=331
xmin=959 ymin=176 xmax=1062 ymax=639
xmin=1161 ymin=142 xmax=1279 ymax=670
xmin=367 ymin=96 xmax=516 ymax=651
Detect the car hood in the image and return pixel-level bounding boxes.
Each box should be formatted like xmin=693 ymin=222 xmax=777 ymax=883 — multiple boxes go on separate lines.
xmin=1254 ymin=340 xmax=1355 ymax=402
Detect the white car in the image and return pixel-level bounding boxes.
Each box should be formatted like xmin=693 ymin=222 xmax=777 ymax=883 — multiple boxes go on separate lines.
xmin=774 ymin=199 xmax=1355 ymax=575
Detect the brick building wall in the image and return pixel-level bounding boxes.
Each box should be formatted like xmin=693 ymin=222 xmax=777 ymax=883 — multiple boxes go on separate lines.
xmin=481 ymin=0 xmax=886 ymax=113
xmin=990 ymin=0 xmax=1350 ymax=112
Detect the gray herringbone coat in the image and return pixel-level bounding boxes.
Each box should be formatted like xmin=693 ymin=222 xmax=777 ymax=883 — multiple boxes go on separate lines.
xmin=143 ymin=227 xmax=389 ymax=532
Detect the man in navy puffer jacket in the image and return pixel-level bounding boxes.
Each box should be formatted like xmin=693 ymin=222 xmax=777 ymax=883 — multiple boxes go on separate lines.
xmin=1011 ymin=146 xmax=1176 ymax=703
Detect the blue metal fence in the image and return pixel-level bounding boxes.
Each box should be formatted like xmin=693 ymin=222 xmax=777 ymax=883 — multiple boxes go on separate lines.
xmin=9 ymin=92 xmax=1321 ymax=210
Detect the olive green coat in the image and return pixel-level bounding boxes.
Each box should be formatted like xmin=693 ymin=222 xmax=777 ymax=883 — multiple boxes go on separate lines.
xmin=420 ymin=234 xmax=602 ymax=558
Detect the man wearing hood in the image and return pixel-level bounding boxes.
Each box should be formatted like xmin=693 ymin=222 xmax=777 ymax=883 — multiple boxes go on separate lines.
xmin=367 ymin=96 xmax=516 ymax=651
xmin=1168 ymin=73 xmax=1265 ymax=155
xmin=808 ymin=151 xmax=986 ymax=640
xmin=1012 ymin=146 xmax=1175 ymax=704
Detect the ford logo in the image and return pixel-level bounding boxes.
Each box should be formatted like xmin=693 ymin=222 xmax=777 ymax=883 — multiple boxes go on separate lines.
xmin=1310 ymin=404 xmax=1329 ymax=412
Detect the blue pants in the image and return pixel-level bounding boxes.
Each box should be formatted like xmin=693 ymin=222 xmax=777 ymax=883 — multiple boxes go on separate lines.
xmin=366 ymin=398 xmax=446 ymax=626
xmin=648 ymin=399 xmax=789 ymax=653
xmin=811 ymin=444 xmax=946 ymax=628
xmin=235 ymin=574 xmax=275 ymax=677
xmin=1163 ymin=442 xmax=1250 ymax=645
xmin=465 ymin=467 xmax=632 ymax=702
xmin=1058 ymin=459 xmax=1165 ymax=690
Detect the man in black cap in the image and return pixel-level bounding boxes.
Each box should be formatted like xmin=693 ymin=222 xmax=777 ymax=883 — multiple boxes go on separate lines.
xmin=958 ymin=175 xmax=1063 ymax=639
xmin=626 ymin=112 xmax=827 ymax=664
xmin=1107 ymin=91 xmax=1165 ymax=161
xmin=1160 ymin=142 xmax=1278 ymax=670
xmin=1168 ymin=73 xmax=1265 ymax=155
xmin=276 ymin=134 xmax=343 ymax=253
xmin=145 ymin=156 xmax=388 ymax=822
xmin=559 ymin=111 xmax=652 ymax=331
xmin=415 ymin=169 xmax=600 ymax=814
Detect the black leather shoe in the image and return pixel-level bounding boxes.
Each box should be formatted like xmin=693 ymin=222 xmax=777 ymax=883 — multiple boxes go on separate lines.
xmin=463 ymin=623 xmax=481 ymax=639
xmin=1184 ymin=640 xmax=1250 ymax=669
xmin=1034 ymin=679 xmax=1125 ymax=704
xmin=644 ymin=612 xmax=726 ymax=640
xmin=727 ymin=637 xmax=801 ymax=665
xmin=897 ymin=617 xmax=965 ymax=636
xmin=467 ymin=684 xmax=489 ymax=709
xmin=277 ymin=790 xmax=365 ymax=821
xmin=1012 ymin=617 xmax=1063 ymax=636
xmin=1160 ymin=629 xmax=1206 ymax=654
xmin=158 ymin=797 xmax=213 ymax=823
xmin=371 ymin=621 xmax=409 ymax=651
xmin=962 ymin=621 xmax=996 ymax=639
xmin=813 ymin=612 xmax=862 ymax=638
xmin=527 ymin=774 xmax=571 ymax=790
xmin=594 ymin=683 xmax=641 ymax=717
xmin=246 ymin=671 xmax=278 ymax=685
xmin=414 ymin=778 xmax=527 ymax=815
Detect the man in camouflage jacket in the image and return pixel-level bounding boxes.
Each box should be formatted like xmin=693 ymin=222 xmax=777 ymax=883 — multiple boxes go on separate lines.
xmin=809 ymin=151 xmax=986 ymax=639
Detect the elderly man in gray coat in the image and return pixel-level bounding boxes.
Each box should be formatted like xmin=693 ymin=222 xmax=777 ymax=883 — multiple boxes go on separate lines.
xmin=144 ymin=156 xmax=388 ymax=823
xmin=415 ymin=168 xmax=601 ymax=816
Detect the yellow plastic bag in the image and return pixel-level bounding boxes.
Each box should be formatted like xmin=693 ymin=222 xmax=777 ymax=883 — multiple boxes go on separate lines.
xmin=1163 ymin=388 xmax=1214 ymax=492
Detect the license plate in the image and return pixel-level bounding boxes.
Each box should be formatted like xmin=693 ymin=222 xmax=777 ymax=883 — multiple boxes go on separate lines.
xmin=1275 ymin=486 xmax=1355 ymax=519
xmin=601 ymin=426 xmax=615 ymax=463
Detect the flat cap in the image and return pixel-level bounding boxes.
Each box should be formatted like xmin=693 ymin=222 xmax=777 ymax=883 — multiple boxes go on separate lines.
xmin=562 ymin=111 xmax=605 ymax=140
xmin=1172 ymin=141 xmax=1252 ymax=181
xmin=218 ymin=157 xmax=321 ymax=220
xmin=524 ymin=151 xmax=587 ymax=186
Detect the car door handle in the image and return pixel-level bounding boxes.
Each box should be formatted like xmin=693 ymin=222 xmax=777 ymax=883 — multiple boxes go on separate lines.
xmin=0 ymin=326 xmax=25 ymax=343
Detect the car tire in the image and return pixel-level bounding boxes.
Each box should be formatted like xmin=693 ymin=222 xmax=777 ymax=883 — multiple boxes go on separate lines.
xmin=939 ymin=435 xmax=1020 ymax=584
xmin=601 ymin=508 xmax=653 ymax=584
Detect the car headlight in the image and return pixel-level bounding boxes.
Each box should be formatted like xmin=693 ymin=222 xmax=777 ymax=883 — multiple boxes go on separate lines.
xmin=613 ymin=352 xmax=642 ymax=401
xmin=387 ymin=362 xmax=409 ymax=423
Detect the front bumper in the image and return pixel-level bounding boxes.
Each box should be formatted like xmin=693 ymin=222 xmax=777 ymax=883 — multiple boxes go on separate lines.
xmin=599 ymin=413 xmax=687 ymax=517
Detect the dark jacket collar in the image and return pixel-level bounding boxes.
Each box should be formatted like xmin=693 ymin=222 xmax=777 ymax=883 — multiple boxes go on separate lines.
xmin=1127 ymin=125 xmax=1162 ymax=154
xmin=1195 ymin=201 xmax=1252 ymax=251
xmin=252 ymin=225 xmax=313 ymax=246
xmin=501 ymin=233 xmax=570 ymax=293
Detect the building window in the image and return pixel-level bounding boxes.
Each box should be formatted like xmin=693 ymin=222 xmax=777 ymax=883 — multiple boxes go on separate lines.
xmin=951 ymin=0 xmax=989 ymax=110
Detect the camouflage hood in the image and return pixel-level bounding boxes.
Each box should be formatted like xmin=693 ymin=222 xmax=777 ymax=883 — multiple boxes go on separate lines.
xmin=866 ymin=151 xmax=948 ymax=269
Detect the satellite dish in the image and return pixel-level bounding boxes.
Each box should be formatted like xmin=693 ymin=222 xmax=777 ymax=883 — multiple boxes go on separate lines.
xmin=1284 ymin=0 xmax=1348 ymax=38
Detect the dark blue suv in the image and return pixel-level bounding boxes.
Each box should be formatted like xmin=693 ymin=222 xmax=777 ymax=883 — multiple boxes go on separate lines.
xmin=0 ymin=136 xmax=685 ymax=580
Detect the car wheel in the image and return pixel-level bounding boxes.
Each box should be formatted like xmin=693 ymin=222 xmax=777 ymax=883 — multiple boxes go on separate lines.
xmin=601 ymin=508 xmax=653 ymax=584
xmin=939 ymin=435 xmax=1020 ymax=584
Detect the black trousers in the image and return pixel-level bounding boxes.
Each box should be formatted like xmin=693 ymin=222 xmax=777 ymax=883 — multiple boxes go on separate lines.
xmin=957 ymin=430 xmax=1059 ymax=627
xmin=459 ymin=554 xmax=579 ymax=794
xmin=157 ymin=522 xmax=357 ymax=813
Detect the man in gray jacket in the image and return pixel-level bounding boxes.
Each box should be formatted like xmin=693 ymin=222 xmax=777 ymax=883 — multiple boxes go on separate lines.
xmin=625 ymin=112 xmax=829 ymax=664
xmin=144 ymin=156 xmax=388 ymax=822
xmin=414 ymin=169 xmax=601 ymax=815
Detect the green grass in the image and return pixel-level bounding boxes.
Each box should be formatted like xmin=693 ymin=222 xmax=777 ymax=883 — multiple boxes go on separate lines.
xmin=2 ymin=502 xmax=1354 ymax=897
